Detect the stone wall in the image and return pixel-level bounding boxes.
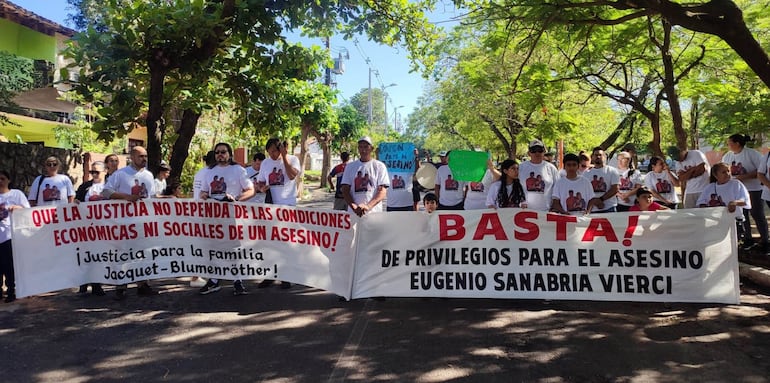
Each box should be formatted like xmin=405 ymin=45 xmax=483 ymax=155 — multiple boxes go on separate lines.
xmin=0 ymin=142 xmax=83 ymax=194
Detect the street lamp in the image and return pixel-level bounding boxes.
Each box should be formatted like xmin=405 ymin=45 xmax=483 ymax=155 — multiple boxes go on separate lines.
xmin=382 ymin=83 xmax=397 ymax=132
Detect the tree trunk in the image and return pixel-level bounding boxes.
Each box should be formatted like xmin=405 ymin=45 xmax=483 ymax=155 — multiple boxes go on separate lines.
xmin=659 ymin=20 xmax=688 ymax=152
xmin=689 ymin=97 xmax=700 ymax=149
xmin=168 ymin=109 xmax=201 ymax=183
xmin=145 ymin=65 xmax=168 ymax=176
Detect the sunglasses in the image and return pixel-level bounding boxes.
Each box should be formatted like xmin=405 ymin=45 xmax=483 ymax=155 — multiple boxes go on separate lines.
xmin=529 ymin=148 xmax=545 ymax=153
xmin=45 ymin=162 xmax=59 ymax=167
xmin=215 ymin=150 xmax=229 ymax=154
xmin=89 ymin=170 xmax=101 ymax=175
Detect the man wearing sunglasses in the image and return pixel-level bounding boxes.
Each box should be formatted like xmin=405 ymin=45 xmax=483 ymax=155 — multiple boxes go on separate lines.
xmin=518 ymin=139 xmax=560 ymax=212
xmin=28 ymin=156 xmax=75 ymax=207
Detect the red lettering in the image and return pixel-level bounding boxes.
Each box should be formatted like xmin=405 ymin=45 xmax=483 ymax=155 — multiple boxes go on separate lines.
xmin=547 ymin=213 xmax=578 ymax=241
xmin=513 ymin=211 xmax=539 ymax=241
xmin=439 ymin=214 xmax=465 ymax=241
xmin=473 ymin=213 xmax=508 ymax=240
xmin=582 ymin=218 xmax=618 ymax=242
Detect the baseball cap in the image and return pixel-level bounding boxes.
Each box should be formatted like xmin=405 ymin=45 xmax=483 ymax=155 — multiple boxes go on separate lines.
xmin=438 ymin=150 xmax=448 ymax=157
xmin=529 ymin=139 xmax=545 ymax=149
xmin=358 ymin=136 xmax=373 ymax=146
xmin=159 ymin=160 xmax=170 ymax=170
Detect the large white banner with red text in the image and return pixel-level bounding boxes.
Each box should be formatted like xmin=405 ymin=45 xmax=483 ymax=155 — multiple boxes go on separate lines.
xmin=12 ymin=202 xmax=738 ymax=303
xmin=353 ymin=209 xmax=738 ymax=303
xmin=12 ymin=200 xmax=356 ymax=298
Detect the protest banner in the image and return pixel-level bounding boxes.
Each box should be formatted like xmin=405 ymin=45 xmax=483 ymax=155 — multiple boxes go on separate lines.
xmin=353 ymin=208 xmax=739 ymax=303
xmin=12 ymin=203 xmax=739 ymax=303
xmin=448 ymin=150 xmax=489 ymax=182
xmin=378 ymin=142 xmax=416 ymax=174
xmin=12 ymin=200 xmax=356 ymax=299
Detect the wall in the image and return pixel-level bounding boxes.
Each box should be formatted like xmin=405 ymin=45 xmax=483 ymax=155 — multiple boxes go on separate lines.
xmin=0 ymin=141 xmax=83 ymax=194
xmin=0 ymin=19 xmax=56 ymax=62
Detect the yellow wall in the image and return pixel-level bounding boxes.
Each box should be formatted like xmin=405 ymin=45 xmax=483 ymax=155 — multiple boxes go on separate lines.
xmin=0 ymin=114 xmax=65 ymax=147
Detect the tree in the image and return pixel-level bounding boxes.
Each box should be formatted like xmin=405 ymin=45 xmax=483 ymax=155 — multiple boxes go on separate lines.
xmin=66 ymin=0 xmax=439 ymax=179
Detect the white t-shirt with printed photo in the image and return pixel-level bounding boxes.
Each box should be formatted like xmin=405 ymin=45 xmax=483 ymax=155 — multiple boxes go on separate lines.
xmin=464 ymin=169 xmax=495 ymax=210
xmin=584 ymin=165 xmax=620 ymax=212
xmin=617 ymin=168 xmax=643 ymax=207
xmin=256 ymin=155 xmax=301 ymax=206
xmin=675 ymin=149 xmax=710 ymax=195
xmin=644 ymin=171 xmax=679 ymax=204
xmin=722 ymin=148 xmax=764 ymax=191
xmin=202 ymin=164 xmax=252 ymax=201
xmin=696 ymin=179 xmax=751 ymax=220
xmin=341 ymin=159 xmax=390 ymax=213
xmin=28 ymin=174 xmax=75 ymax=206
xmin=85 ymin=182 xmax=106 ymax=202
xmin=552 ymin=176 xmax=595 ymax=216
xmin=518 ymin=160 xmax=559 ymax=211
xmin=385 ymin=171 xmax=415 ymax=209
xmin=759 ymin=152 xmax=770 ymax=202
xmin=103 ymin=166 xmax=156 ymax=198
xmin=435 ymin=165 xmax=466 ymax=207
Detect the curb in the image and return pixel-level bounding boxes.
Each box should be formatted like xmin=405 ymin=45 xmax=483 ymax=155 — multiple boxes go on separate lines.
xmin=739 ymin=262 xmax=770 ymax=288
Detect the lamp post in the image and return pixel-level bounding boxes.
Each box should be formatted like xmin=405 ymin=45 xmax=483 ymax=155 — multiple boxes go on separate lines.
xmin=382 ymin=83 xmax=397 ymax=133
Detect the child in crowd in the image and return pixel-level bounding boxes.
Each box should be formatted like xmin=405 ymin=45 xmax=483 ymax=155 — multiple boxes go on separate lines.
xmin=630 ymin=188 xmax=669 ymax=211
xmin=423 ymin=192 xmax=437 ymax=213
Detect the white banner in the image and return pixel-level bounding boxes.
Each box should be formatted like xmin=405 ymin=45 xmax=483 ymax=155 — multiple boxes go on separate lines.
xmin=12 ymin=200 xmax=356 ymax=299
xmin=353 ymin=209 xmax=739 ymax=303
xmin=12 ymin=202 xmax=739 ymax=303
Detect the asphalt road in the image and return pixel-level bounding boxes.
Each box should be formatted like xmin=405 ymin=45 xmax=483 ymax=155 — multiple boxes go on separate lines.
xmin=2 ymin=187 xmax=769 ymax=382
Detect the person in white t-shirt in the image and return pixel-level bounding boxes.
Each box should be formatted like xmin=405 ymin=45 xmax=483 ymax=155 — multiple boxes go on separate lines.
xmin=0 ymin=170 xmax=30 ymax=303
xmin=102 ymin=146 xmax=158 ymax=300
xmin=583 ymin=147 xmax=620 ymax=213
xmin=386 ymin=148 xmax=420 ymax=211
xmin=434 ymin=150 xmax=466 ymax=210
xmin=673 ymin=148 xmax=710 ymax=209
xmin=551 ymin=154 xmax=600 ymax=215
xmin=188 ymin=151 xmax=216 ymax=288
xmin=198 ymin=142 xmax=255 ymax=296
xmin=154 ymin=161 xmax=170 ymax=198
xmin=77 ymin=161 xmax=107 ymax=296
xmin=519 ymin=139 xmax=560 ymax=211
xmin=341 ymin=136 xmax=390 ymax=216
xmin=256 ymin=139 xmax=301 ymax=206
xmin=615 ymin=151 xmax=643 ymax=212
xmin=697 ymin=162 xmax=751 ymax=237
xmin=28 ymin=156 xmax=75 ymax=207
xmin=255 ymin=138 xmax=301 ymax=289
xmin=722 ymin=133 xmax=768 ymax=252
xmin=465 ymin=159 xmax=501 ymax=210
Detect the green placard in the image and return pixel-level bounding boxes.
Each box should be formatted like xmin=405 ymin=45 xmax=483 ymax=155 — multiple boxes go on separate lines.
xmin=448 ymin=150 xmax=489 ymax=182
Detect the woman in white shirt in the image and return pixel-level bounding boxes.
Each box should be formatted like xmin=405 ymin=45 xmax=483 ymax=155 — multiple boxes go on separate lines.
xmin=722 ymin=133 xmax=768 ymax=252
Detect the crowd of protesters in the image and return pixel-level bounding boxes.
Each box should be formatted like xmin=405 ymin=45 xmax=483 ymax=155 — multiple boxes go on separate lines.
xmin=2 ymin=133 xmax=769 ymax=303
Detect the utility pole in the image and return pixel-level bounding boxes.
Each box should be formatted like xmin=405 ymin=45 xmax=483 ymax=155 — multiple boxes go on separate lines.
xmin=382 ymin=83 xmax=397 ymax=133
xmin=324 ymin=37 xmax=331 ymax=87
xmin=367 ymin=64 xmax=373 ymax=126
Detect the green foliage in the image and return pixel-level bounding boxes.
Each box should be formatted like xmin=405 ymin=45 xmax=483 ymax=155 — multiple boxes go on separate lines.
xmin=0 ymin=50 xmax=35 ymax=124
xmin=52 ymin=108 xmax=127 ymax=152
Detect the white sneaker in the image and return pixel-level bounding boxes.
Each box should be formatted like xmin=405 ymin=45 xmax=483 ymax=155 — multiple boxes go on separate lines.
xmin=190 ymin=278 xmax=206 ymax=288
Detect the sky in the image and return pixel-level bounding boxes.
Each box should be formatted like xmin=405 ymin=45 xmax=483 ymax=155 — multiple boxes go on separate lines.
xmin=13 ymin=0 xmax=462 ymax=128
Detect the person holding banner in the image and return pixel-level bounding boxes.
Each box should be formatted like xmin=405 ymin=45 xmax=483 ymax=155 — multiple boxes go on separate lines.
xmin=341 ymin=136 xmax=390 ymax=217
xmin=101 ymin=146 xmax=158 ymax=300
xmin=28 ymin=156 xmax=75 ymax=207
xmin=722 ymin=134 xmax=768 ymax=252
xmin=0 ymin=170 xmax=30 ymax=303
xmin=76 ymin=162 xmax=107 ymax=296
xmin=615 ymin=151 xmax=643 ymax=212
xmin=697 ymin=162 xmax=751 ymax=237
xmin=551 ymin=153 xmax=599 ymax=215
xmin=199 ymin=142 xmax=255 ymax=295
xmin=465 ymin=158 xmax=501 ymax=210
xmin=435 ymin=151 xmax=466 ymax=210
xmin=486 ymin=159 xmax=525 ymax=209
xmin=584 ymin=147 xmax=620 ymax=213
xmin=519 ymin=140 xmax=560 ymax=211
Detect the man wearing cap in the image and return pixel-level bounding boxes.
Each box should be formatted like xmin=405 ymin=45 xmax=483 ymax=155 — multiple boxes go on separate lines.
xmin=519 ymin=139 xmax=560 ymax=211
xmin=341 ymin=136 xmax=390 ymax=216
xmin=672 ymin=148 xmax=710 ymax=209
xmin=434 ymin=150 xmax=466 ymax=210
xmin=154 ymin=161 xmax=171 ymax=198
xmin=583 ymin=146 xmax=620 ymax=213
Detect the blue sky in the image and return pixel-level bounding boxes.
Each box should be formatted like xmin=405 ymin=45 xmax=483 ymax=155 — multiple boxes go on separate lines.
xmin=13 ymin=0 xmax=461 ymax=127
